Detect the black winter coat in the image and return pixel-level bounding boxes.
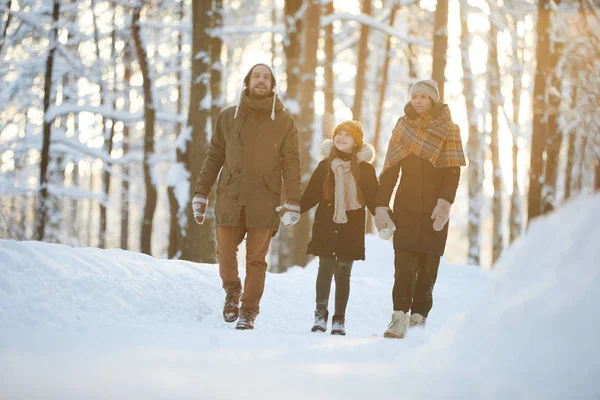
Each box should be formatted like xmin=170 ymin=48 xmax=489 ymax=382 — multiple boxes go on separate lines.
xmin=376 ymin=153 xmax=460 ymax=256
xmin=301 ymin=142 xmax=378 ymax=261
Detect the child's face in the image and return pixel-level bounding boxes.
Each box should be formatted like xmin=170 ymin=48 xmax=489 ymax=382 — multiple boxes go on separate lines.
xmin=334 ymin=130 xmax=356 ymax=153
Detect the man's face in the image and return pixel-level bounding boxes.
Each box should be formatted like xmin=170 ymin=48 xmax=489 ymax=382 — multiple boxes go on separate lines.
xmin=248 ymin=65 xmax=273 ymax=99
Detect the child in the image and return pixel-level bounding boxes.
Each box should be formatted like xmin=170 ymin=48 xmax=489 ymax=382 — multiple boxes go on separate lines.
xmin=300 ymin=120 xmax=378 ymax=335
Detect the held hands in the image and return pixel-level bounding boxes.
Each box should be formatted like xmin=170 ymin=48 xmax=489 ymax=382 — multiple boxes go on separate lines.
xmin=375 ymin=207 xmax=396 ymax=240
xmin=431 ymin=198 xmax=451 ymax=231
xmin=192 ymin=194 xmax=208 ymax=225
xmin=275 ymin=202 xmax=301 ymax=227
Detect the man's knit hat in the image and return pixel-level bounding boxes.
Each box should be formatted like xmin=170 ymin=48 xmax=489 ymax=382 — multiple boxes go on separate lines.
xmin=333 ymin=120 xmax=364 ymax=148
xmin=409 ymin=79 xmax=440 ymax=103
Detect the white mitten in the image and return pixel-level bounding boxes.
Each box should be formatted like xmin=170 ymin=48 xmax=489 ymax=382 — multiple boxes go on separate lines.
xmin=192 ymin=194 xmax=208 ymax=225
xmin=375 ymin=207 xmax=396 ymax=240
xmin=276 ymin=202 xmax=301 ymax=227
xmin=431 ymin=198 xmax=451 ymax=231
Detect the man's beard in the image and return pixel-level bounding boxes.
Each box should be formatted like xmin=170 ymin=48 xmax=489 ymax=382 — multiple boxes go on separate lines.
xmin=249 ymin=85 xmax=271 ymax=100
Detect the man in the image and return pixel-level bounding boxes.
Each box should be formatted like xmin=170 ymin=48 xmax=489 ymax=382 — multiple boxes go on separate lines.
xmin=192 ymin=63 xmax=301 ymax=330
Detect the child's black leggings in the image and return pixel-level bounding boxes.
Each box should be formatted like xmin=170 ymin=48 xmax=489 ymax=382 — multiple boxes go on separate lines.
xmin=315 ymin=256 xmax=354 ymax=317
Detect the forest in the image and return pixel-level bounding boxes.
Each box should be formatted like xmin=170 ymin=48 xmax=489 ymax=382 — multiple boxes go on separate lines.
xmin=1 ymin=0 xmax=599 ymax=270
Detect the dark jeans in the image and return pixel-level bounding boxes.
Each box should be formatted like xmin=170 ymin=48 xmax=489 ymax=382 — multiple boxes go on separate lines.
xmin=392 ymin=249 xmax=441 ymax=317
xmin=315 ymin=256 xmax=354 ymax=317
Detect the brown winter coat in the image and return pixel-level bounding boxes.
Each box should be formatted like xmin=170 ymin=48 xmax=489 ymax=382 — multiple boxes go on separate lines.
xmin=194 ymin=92 xmax=301 ymax=230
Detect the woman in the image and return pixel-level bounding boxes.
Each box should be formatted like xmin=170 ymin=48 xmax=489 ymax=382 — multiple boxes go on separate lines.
xmin=301 ymin=120 xmax=378 ymax=335
xmin=374 ymin=79 xmax=466 ymax=339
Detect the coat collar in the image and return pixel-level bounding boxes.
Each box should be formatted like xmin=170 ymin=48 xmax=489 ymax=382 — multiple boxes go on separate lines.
xmin=320 ymin=139 xmax=375 ymax=163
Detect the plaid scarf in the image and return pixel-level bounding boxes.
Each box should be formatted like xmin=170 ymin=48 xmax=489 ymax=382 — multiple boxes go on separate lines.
xmin=381 ymin=103 xmax=466 ymax=176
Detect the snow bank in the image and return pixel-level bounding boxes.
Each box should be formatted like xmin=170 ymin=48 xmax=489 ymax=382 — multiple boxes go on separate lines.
xmin=1 ymin=194 xmax=599 ymax=399
xmin=409 ymin=193 xmax=600 ymax=399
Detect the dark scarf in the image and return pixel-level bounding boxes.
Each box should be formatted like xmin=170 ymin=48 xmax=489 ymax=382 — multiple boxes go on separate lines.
xmin=381 ymin=102 xmax=466 ymax=175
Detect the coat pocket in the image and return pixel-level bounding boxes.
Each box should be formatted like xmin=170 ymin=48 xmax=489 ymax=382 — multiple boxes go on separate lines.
xmin=217 ymin=170 xmax=234 ymax=193
xmin=262 ymin=170 xmax=282 ymax=195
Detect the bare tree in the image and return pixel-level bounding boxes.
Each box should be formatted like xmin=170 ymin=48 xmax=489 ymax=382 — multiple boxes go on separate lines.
xmin=120 ymin=41 xmax=132 ymax=250
xmin=352 ymin=0 xmax=371 ymax=121
xmin=132 ymin=3 xmax=158 ymax=255
xmin=180 ymin=0 xmax=216 ymax=263
xmin=322 ymin=0 xmax=335 ymax=139
xmin=292 ymin=0 xmax=321 ymax=267
xmin=489 ymin=18 xmax=503 ymax=265
xmin=168 ymin=0 xmax=186 ymax=258
xmin=210 ymin=0 xmax=223 ymax=126
xmin=542 ymin=41 xmax=564 ymax=214
xmin=459 ymin=0 xmax=481 ymax=265
xmin=35 ymin=0 xmax=60 ymax=241
xmin=373 ymin=0 xmax=400 ymax=162
xmin=432 ymin=0 xmax=449 ymax=99
xmin=528 ymin=0 xmax=552 ymax=224
xmin=508 ymin=14 xmax=524 ymax=244
xmin=272 ymin=0 xmax=304 ymax=271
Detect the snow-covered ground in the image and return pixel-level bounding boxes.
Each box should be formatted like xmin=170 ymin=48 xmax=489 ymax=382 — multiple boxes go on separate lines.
xmin=1 ymin=194 xmax=600 ymax=399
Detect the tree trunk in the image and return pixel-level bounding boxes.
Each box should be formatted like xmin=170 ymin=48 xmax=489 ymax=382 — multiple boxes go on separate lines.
xmin=0 ymin=0 xmax=12 ymax=54
xmin=210 ymin=0 xmax=223 ymax=127
xmin=274 ymin=0 xmax=304 ymax=271
xmin=509 ymin=15 xmax=523 ymax=244
xmin=489 ymin=20 xmax=503 ymax=265
xmin=542 ymin=41 xmax=564 ymax=214
xmin=432 ymin=0 xmax=449 ymax=100
xmin=373 ymin=0 xmax=399 ymax=165
xmin=351 ymin=0 xmax=371 ymax=121
xmin=528 ymin=0 xmax=551 ymax=224
xmin=575 ymin=136 xmax=587 ymax=193
xmin=595 ymin=161 xmax=600 ymax=191
xmin=168 ymin=0 xmax=187 ymax=259
xmin=180 ymin=0 xmax=216 ymax=263
xmin=459 ymin=0 xmax=481 ymax=265
xmin=35 ymin=0 xmax=60 ymax=241
xmin=322 ymin=0 xmax=335 ymax=139
xmin=132 ymin=4 xmax=157 ymax=256
xmin=91 ymin=0 xmax=111 ymax=248
xmin=120 ymin=41 xmax=132 ymax=251
xmin=292 ymin=0 xmax=321 ymax=267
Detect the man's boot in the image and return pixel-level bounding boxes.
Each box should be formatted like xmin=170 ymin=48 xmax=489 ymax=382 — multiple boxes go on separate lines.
xmin=235 ymin=308 xmax=258 ymax=330
xmin=311 ymin=309 xmax=328 ymax=333
xmin=223 ymin=291 xmax=241 ymax=323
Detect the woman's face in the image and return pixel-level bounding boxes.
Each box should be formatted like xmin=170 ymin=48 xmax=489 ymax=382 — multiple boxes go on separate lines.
xmin=334 ymin=130 xmax=356 ymax=153
xmin=410 ymin=92 xmax=433 ymax=114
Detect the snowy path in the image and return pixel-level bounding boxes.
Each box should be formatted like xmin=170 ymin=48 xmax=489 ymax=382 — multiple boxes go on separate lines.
xmin=2 ymin=194 xmax=600 ymax=399
xmin=0 ymin=236 xmax=486 ymax=399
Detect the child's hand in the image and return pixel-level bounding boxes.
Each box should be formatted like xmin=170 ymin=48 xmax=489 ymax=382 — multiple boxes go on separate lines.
xmin=276 ymin=202 xmax=301 ymax=227
xmin=375 ymin=207 xmax=396 ymax=239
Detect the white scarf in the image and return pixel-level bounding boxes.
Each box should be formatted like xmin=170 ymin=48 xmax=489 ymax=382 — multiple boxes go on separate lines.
xmin=330 ymin=158 xmax=362 ymax=224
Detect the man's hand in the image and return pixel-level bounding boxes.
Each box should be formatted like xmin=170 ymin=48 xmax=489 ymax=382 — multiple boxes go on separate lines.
xmin=192 ymin=194 xmax=208 ymax=225
xmin=375 ymin=207 xmax=396 ymax=240
xmin=276 ymin=202 xmax=301 ymax=227
xmin=431 ymin=198 xmax=451 ymax=231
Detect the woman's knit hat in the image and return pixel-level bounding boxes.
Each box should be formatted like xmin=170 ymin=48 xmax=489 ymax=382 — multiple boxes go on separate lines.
xmin=409 ymin=79 xmax=440 ymax=103
xmin=333 ymin=120 xmax=364 ymax=149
